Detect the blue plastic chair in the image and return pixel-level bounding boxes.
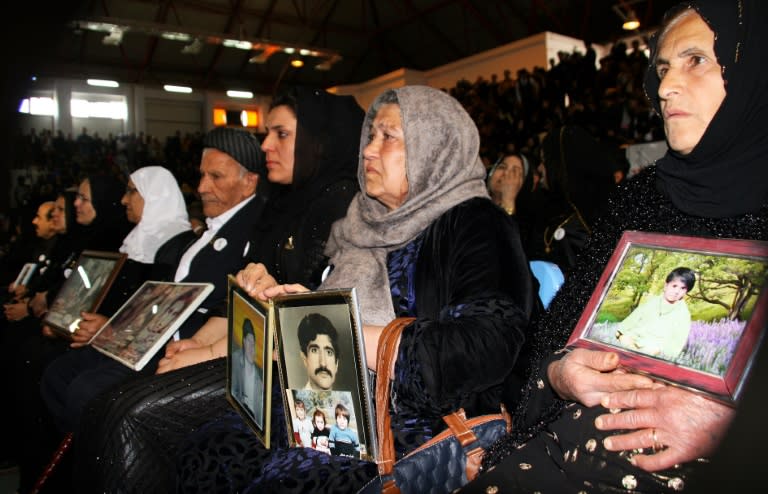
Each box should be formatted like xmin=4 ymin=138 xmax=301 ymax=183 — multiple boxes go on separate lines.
xmin=529 ymin=260 xmax=565 ymax=309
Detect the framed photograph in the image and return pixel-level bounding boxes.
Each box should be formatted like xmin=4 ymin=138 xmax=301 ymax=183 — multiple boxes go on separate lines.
xmin=226 ymin=276 xmax=274 ymax=448
xmin=44 ymin=250 xmax=126 ymax=337
xmin=90 ymin=281 xmax=214 ymax=371
xmin=567 ymin=231 xmax=768 ymax=404
xmin=273 ymin=288 xmax=376 ymax=461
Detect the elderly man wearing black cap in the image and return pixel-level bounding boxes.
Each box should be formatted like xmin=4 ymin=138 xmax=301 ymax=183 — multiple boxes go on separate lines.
xmin=40 ymin=127 xmax=268 ymax=436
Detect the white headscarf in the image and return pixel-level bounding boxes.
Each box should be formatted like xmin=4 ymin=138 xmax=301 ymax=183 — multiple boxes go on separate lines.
xmin=119 ymin=166 xmax=191 ymax=263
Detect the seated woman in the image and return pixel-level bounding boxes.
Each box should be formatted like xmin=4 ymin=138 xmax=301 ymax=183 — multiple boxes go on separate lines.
xmin=460 ymin=1 xmax=768 ymax=492
xmin=522 ymin=125 xmax=616 ymax=273
xmin=486 ymin=152 xmax=533 ymax=217
xmin=175 ymin=85 xmax=538 ymax=493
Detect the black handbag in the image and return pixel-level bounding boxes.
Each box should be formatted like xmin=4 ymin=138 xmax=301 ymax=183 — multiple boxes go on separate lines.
xmin=359 ymin=318 xmax=511 ymax=494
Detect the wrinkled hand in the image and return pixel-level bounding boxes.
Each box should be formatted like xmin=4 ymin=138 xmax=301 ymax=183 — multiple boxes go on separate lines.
xmin=71 ymin=312 xmax=108 ymax=347
xmin=261 ymin=283 xmax=310 ymax=299
xmin=236 ymin=263 xmax=278 ymax=300
xmin=4 ymin=301 xmax=29 ymax=321
xmin=29 ymin=292 xmax=48 ymax=318
xmin=157 ymin=345 xmax=213 ymax=374
xmin=547 ymin=348 xmax=654 ymax=407
xmin=597 ymin=384 xmax=735 ymax=472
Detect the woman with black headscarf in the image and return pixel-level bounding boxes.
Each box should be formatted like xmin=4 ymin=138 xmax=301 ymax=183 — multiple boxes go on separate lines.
xmin=460 ymin=1 xmax=768 ymax=492
xmin=523 ymin=125 xmax=617 ymax=272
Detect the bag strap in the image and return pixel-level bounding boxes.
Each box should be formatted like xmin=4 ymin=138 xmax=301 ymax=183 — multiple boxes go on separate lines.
xmin=375 ymin=317 xmax=416 ymax=486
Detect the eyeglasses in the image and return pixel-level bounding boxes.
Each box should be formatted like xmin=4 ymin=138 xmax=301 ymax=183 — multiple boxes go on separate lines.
xmin=76 ymin=193 xmax=91 ymax=203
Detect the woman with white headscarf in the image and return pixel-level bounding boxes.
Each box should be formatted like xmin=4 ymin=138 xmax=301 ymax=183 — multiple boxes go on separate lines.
xmin=118 ymin=165 xmax=191 ymax=264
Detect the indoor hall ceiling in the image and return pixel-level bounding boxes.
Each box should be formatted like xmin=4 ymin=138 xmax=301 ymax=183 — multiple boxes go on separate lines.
xmin=12 ymin=0 xmax=679 ymax=96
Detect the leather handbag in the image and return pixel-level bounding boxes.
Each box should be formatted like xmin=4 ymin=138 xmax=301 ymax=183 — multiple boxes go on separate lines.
xmin=360 ymin=317 xmax=511 ymax=494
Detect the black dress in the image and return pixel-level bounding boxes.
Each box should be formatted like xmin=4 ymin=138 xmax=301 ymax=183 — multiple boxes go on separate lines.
xmin=460 ymin=167 xmax=768 ymax=494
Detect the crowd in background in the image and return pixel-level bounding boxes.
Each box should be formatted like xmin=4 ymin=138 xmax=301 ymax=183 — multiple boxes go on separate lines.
xmin=1 ymin=38 xmax=664 ymax=284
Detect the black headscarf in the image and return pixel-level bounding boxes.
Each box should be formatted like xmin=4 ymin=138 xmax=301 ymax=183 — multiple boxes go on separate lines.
xmin=257 ymin=87 xmax=363 ymax=223
xmin=649 ymin=0 xmax=768 ymax=218
xmin=81 ymin=175 xmax=133 ymax=252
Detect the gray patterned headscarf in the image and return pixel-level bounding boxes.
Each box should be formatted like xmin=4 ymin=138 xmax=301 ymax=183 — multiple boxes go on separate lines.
xmin=322 ymin=85 xmax=489 ymax=325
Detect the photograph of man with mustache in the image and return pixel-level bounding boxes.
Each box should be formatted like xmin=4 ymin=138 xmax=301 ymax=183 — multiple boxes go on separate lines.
xmin=298 ymin=313 xmax=340 ymax=391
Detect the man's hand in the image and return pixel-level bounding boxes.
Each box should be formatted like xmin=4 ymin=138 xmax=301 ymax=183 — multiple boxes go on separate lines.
xmin=236 ymin=263 xmax=279 ymax=300
xmin=71 ymin=312 xmax=108 ymax=347
xmin=547 ymin=348 xmax=654 ymax=407
xmin=596 ymin=384 xmax=735 ymax=472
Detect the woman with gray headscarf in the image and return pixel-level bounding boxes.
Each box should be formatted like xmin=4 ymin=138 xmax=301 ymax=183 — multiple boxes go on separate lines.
xmin=178 ymin=85 xmax=539 ymax=493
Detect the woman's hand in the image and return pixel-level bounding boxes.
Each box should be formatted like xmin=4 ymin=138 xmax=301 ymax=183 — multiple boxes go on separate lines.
xmin=261 ymin=283 xmax=310 ymax=299
xmin=71 ymin=312 xmax=108 ymax=347
xmin=236 ymin=263 xmax=279 ymax=300
xmin=547 ymin=348 xmax=654 ymax=407
xmin=596 ymin=384 xmax=735 ymax=472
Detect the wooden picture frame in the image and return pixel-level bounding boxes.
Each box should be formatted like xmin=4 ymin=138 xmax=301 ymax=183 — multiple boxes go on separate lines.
xmin=226 ymin=276 xmax=274 ymax=448
xmin=89 ymin=280 xmax=214 ymax=371
xmin=567 ymin=231 xmax=768 ymax=404
xmin=43 ymin=250 xmax=126 ymax=337
xmin=272 ymin=288 xmax=376 ymax=461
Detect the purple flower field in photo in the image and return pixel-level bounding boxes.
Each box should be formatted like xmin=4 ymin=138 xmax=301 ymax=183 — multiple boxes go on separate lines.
xmin=589 ymin=318 xmax=746 ymax=376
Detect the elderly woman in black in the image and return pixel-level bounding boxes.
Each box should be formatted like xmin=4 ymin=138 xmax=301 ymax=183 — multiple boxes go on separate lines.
xmin=177 ymin=85 xmax=539 ymax=493
xmin=460 ymin=1 xmax=768 ymax=492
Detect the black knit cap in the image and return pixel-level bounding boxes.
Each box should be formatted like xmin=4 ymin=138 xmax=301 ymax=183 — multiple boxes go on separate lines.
xmin=203 ymin=127 xmax=265 ymax=175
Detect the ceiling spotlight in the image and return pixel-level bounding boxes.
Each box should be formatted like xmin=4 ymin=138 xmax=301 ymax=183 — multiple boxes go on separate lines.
xmin=249 ymin=44 xmax=280 ymax=64
xmin=227 ymin=90 xmax=254 ymax=99
xmin=161 ymin=31 xmax=192 ymax=42
xmin=623 ymin=11 xmax=640 ymax=30
xmin=290 ymin=57 xmax=304 ymax=68
xmin=87 ymin=79 xmax=119 ymax=88
xmin=613 ymin=2 xmax=642 ymax=31
xmin=164 ymin=85 xmax=193 ymax=94
xmin=222 ymin=39 xmax=252 ymax=50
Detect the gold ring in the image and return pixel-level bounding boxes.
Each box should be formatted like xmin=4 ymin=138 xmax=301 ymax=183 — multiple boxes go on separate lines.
xmin=651 ymin=428 xmax=664 ymax=452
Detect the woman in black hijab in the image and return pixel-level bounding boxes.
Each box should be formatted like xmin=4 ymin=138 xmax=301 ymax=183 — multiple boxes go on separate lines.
xmin=523 ymin=124 xmax=616 ymax=272
xmin=461 ymin=1 xmax=768 ymax=492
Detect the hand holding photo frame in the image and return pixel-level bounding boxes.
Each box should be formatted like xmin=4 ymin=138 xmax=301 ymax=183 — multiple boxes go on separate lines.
xmin=225 ymin=280 xmax=376 ymax=460
xmin=44 ymin=250 xmax=126 ymax=337
xmin=90 ymin=281 xmax=214 ymax=371
xmin=567 ymin=231 xmax=768 ymax=404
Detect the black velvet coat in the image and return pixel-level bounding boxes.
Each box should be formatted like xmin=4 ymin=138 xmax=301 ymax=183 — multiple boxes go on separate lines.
xmin=392 ymin=197 xmax=539 ymax=432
